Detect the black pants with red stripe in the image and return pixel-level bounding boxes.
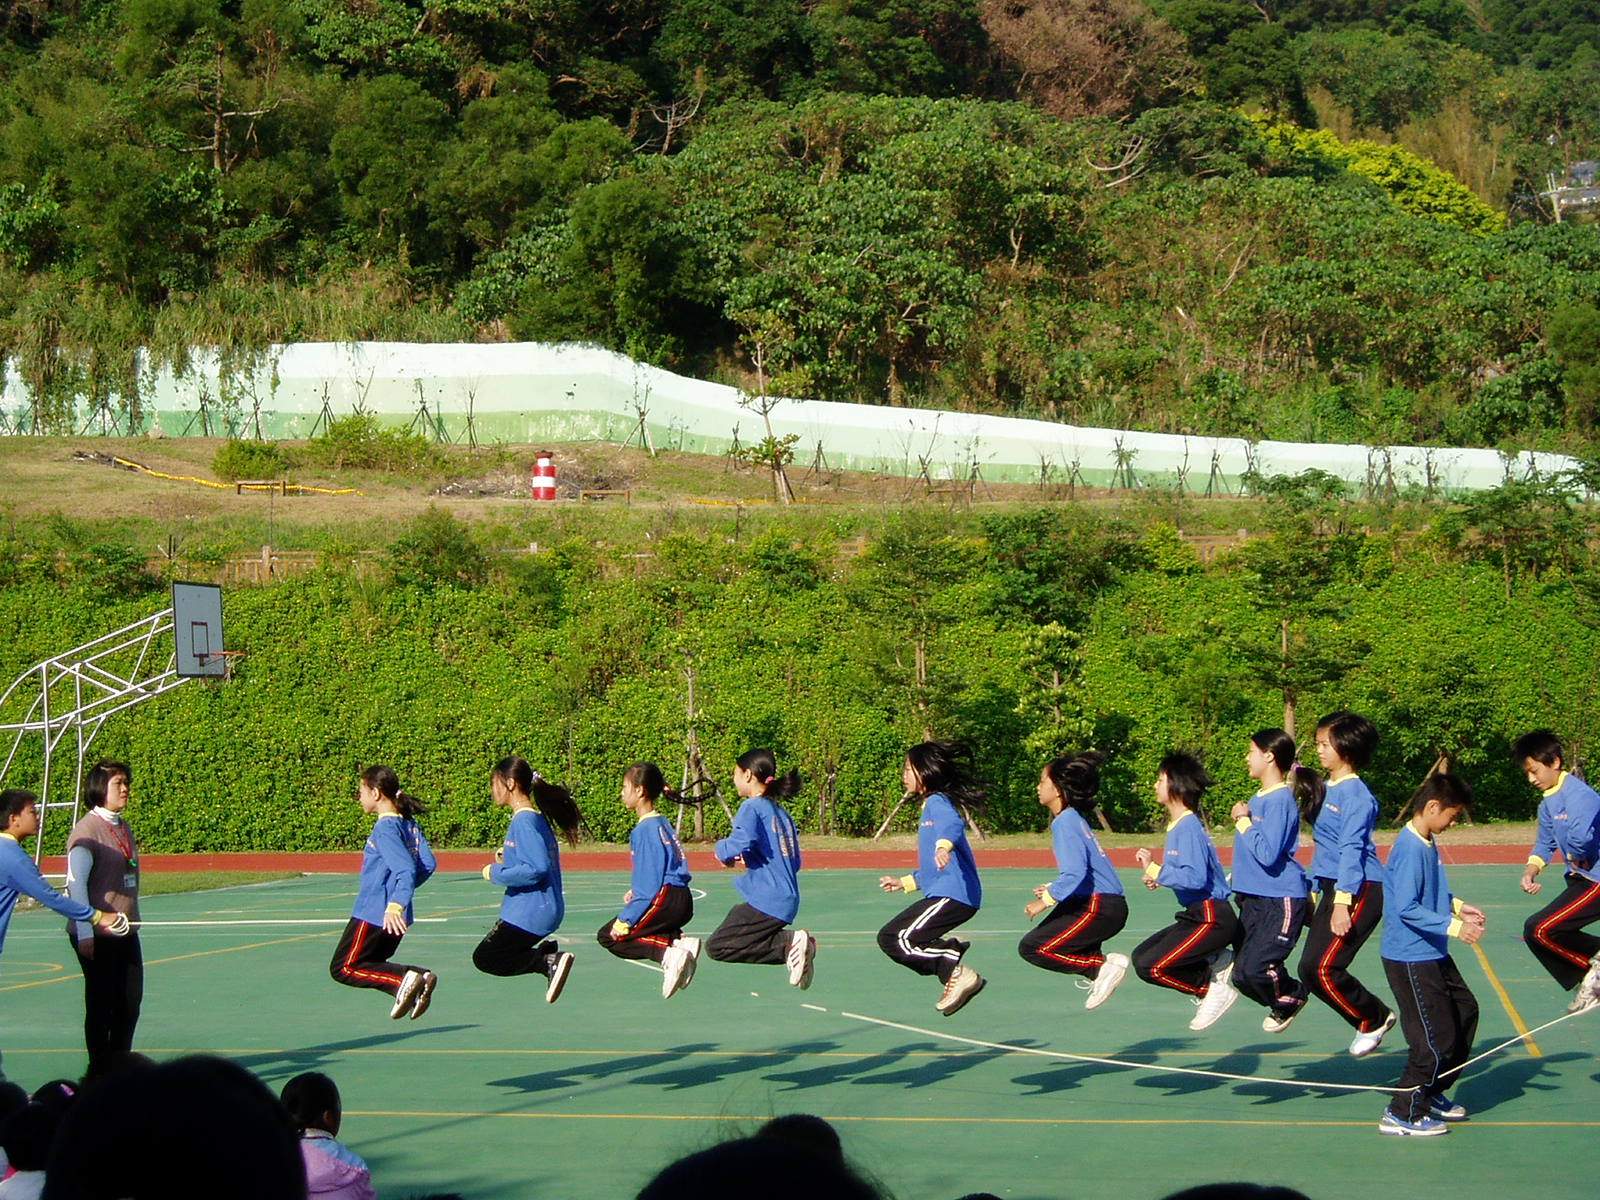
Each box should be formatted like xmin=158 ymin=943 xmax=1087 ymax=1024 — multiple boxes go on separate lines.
xmin=596 ymin=884 xmax=694 ymax=964
xmin=1133 ymin=899 xmax=1240 ymax=996
xmin=1296 ymin=879 xmax=1392 ymax=1033
xmin=1232 ymin=893 xmax=1308 ymax=1015
xmin=1523 ymin=874 xmax=1600 ymax=990
xmin=329 ymin=917 xmax=425 ymax=998
xmin=1018 ymin=892 xmax=1128 ymax=977
xmin=878 ymin=896 xmax=978 ymax=983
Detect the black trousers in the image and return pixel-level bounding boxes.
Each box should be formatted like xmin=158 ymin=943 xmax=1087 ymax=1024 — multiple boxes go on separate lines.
xmin=1523 ymin=875 xmax=1600 ymax=991
xmin=596 ymin=885 xmax=693 ymax=964
xmin=1232 ymin=893 xmax=1308 ymax=1014
xmin=73 ymin=932 xmax=143 ymax=1079
xmin=877 ymin=896 xmax=978 ymax=983
xmin=1297 ymin=879 xmax=1392 ymax=1033
xmin=1018 ymin=893 xmax=1129 ymax=977
xmin=474 ymin=920 xmax=559 ymax=978
xmin=1384 ymin=955 xmax=1479 ymax=1121
xmin=1133 ymin=899 xmax=1240 ymax=996
xmin=708 ymin=902 xmax=791 ymax=965
xmin=328 ymin=917 xmax=425 ymax=997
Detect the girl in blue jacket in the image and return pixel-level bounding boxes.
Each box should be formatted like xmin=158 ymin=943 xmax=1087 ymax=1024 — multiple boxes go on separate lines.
xmin=1133 ymin=753 xmax=1241 ymax=1031
xmin=473 ymin=756 xmax=582 ymax=1004
xmin=329 ymin=765 xmax=438 ymax=1020
xmin=597 ymin=762 xmax=699 ymax=999
xmin=876 ymin=741 xmax=986 ymax=1016
xmin=1019 ymin=751 xmax=1129 ymax=1010
xmin=1298 ymin=712 xmax=1395 ymax=1056
xmin=707 ymin=749 xmax=814 ymax=988
xmin=1228 ymin=729 xmax=1319 ymax=1033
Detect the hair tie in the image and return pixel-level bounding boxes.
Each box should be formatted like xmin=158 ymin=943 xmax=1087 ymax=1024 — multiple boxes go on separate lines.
xmin=530 ymin=769 xmax=544 ymax=784
xmin=1291 ymin=761 xmax=1304 ymax=772
xmin=763 ymin=775 xmax=775 ymax=784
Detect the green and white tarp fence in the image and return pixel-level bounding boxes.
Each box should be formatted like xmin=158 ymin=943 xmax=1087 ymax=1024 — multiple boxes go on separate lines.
xmin=0 ymin=341 xmax=1579 ymax=493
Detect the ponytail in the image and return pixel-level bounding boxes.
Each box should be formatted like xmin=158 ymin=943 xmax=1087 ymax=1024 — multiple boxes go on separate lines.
xmin=1044 ymin=750 xmax=1105 ymax=814
xmin=362 ymin=764 xmax=426 ymax=818
xmin=1250 ymin=729 xmax=1322 ymax=823
xmin=736 ymin=748 xmax=802 ymax=801
xmin=904 ymin=741 xmax=987 ymax=810
xmin=626 ymin=762 xmax=680 ymax=805
xmin=495 ymin=755 xmax=581 ymax=847
xmin=1290 ymin=764 xmax=1325 ymax=825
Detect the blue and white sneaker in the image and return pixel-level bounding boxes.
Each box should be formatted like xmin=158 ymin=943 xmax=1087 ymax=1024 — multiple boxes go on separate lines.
xmin=1427 ymin=1094 xmax=1468 ymax=1121
xmin=1378 ymin=1111 xmax=1449 ymax=1137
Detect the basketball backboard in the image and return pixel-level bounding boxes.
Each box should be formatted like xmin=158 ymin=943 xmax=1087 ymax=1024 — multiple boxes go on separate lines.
xmin=173 ymin=581 xmax=225 ymax=678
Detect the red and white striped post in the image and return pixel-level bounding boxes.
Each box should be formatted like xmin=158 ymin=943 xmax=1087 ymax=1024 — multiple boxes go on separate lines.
xmin=531 ymin=451 xmax=558 ymax=500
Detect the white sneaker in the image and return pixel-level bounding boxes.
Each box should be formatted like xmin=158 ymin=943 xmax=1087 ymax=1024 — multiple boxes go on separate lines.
xmin=675 ymin=938 xmax=700 ymax=993
xmin=1569 ymin=953 xmax=1600 ymax=1013
xmin=788 ymin=929 xmax=817 ymax=989
xmin=1086 ymin=953 xmax=1130 ymax=1010
xmin=1349 ymin=1011 xmax=1397 ymax=1057
xmin=408 ymin=970 xmax=438 ymax=1020
xmin=390 ymin=970 xmax=424 ymax=1020
xmin=1262 ymin=1002 xmax=1304 ymax=1034
xmin=545 ymin=952 xmax=574 ymax=1004
xmin=1189 ymin=977 xmax=1239 ymax=1031
xmin=935 ymin=964 xmax=986 ymax=1015
xmin=661 ymin=945 xmax=688 ymax=999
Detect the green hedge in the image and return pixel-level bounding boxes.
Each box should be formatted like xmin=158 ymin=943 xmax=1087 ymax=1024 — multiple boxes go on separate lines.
xmin=0 ymin=507 xmax=1577 ymax=852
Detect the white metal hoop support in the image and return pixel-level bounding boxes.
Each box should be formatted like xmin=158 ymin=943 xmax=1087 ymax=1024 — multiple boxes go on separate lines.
xmin=0 ymin=606 xmax=192 ymax=867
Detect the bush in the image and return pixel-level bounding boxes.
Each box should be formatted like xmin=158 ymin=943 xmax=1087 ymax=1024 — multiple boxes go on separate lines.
xmin=212 ymin=439 xmax=290 ymax=482
xmin=300 ymin=413 xmax=444 ymax=473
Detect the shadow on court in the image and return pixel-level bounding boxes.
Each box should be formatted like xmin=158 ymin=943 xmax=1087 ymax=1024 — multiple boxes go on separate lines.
xmin=1010 ymin=1037 xmax=1193 ymax=1095
xmin=1458 ymin=1050 xmax=1584 ymax=1114
xmin=487 ymin=1042 xmax=718 ymax=1094
xmin=232 ymin=1024 xmax=481 ymax=1079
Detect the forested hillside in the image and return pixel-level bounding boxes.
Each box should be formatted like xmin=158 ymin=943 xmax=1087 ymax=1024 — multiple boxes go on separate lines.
xmin=0 ymin=0 xmax=1598 ymax=451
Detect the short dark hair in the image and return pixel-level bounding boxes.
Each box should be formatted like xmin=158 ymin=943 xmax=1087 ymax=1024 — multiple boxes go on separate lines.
xmin=0 ymin=788 xmax=36 ymax=828
xmin=280 ymin=1071 xmax=341 ymax=1134
xmin=1318 ymin=712 xmax=1378 ymax=770
xmin=1158 ymin=753 xmax=1212 ymax=812
xmin=83 ymin=761 xmax=131 ymax=809
xmin=1511 ymin=730 xmax=1563 ymax=769
xmin=1409 ymin=770 xmax=1472 ymax=816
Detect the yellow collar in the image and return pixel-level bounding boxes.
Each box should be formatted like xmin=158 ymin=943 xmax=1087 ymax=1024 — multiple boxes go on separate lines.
xmin=636 ymin=810 xmax=661 ymax=824
xmin=1328 ymin=771 xmax=1358 ymax=784
xmin=0 ymin=832 xmax=16 ymax=842
xmin=1543 ymin=772 xmax=1570 ymax=799
xmin=1166 ymin=811 xmax=1192 ymax=832
xmin=1405 ymin=819 xmax=1433 ymax=846
xmin=1255 ymin=782 xmax=1290 ymax=798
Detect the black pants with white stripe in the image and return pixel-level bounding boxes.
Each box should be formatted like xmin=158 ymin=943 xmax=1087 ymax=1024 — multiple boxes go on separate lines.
xmin=878 ymin=896 xmax=978 ymax=983
xmin=1383 ymin=955 xmax=1478 ymax=1121
xmin=1232 ymin=893 xmax=1308 ymax=1015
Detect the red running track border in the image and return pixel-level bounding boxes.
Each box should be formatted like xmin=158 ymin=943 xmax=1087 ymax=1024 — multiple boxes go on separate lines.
xmin=38 ymin=843 xmax=1530 ymax=874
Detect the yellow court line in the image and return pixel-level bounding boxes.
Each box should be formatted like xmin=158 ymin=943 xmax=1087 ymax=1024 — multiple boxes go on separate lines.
xmin=1472 ymin=941 xmax=1542 ymax=1057
xmin=0 ymin=933 xmax=326 ymax=993
xmin=346 ymin=1109 xmax=1600 ymax=1130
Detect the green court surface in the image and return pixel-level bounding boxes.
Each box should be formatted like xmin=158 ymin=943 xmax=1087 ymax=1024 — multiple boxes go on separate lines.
xmin=2 ymin=867 xmax=1596 ymax=1199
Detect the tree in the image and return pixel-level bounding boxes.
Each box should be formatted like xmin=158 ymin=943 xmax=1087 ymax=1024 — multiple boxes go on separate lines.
xmin=328 ymin=73 xmax=452 ymax=261
xmin=979 ymin=0 xmax=1198 ymax=119
xmin=1548 ymin=302 xmax=1600 ymax=428
xmin=1237 ymin=469 xmax=1367 ymax=735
